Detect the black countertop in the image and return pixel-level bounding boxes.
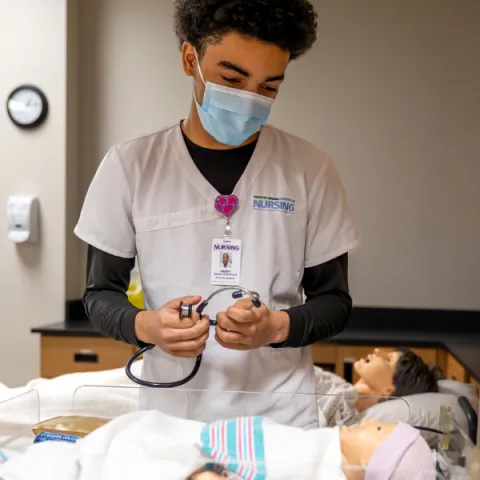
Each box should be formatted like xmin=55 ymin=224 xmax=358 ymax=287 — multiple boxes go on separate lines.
xmin=31 ymin=318 xmax=480 ymax=383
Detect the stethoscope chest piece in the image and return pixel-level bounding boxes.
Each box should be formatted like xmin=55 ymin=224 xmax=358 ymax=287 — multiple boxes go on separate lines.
xmin=179 ymin=301 xmax=193 ymax=319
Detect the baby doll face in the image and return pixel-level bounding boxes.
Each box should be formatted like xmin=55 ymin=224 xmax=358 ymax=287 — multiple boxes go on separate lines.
xmin=354 ymin=349 xmax=403 ymax=396
xmin=188 ymin=471 xmax=224 ymax=479
xmin=340 ymin=419 xmax=397 ymax=478
xmin=189 ymin=473 xmax=224 ymax=480
xmin=341 ymin=419 xmax=397 ymax=447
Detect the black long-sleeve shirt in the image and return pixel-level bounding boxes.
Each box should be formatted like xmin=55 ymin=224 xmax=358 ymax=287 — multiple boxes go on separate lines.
xmin=83 ymin=130 xmax=352 ymax=348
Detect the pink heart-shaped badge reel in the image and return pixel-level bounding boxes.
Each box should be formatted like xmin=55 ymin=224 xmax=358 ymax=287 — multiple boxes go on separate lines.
xmin=214 ymin=194 xmax=239 ymax=218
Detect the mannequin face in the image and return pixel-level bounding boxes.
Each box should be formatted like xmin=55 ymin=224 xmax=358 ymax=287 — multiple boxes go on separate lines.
xmin=340 ymin=419 xmax=397 ymax=480
xmin=354 ymin=349 xmax=403 ymax=396
xmin=188 ymin=470 xmax=224 ymax=479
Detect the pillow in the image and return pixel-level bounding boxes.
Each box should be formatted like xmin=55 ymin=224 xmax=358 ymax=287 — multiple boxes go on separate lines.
xmin=437 ymin=379 xmax=479 ymax=408
xmin=359 ymin=393 xmax=471 ymax=448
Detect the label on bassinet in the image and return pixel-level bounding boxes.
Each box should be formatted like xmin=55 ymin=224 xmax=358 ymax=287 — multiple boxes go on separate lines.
xmin=33 ymin=431 xmax=81 ymax=444
xmin=0 ymin=450 xmax=8 ymax=464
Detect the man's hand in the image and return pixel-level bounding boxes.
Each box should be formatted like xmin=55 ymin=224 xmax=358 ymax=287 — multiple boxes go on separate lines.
xmin=215 ymin=298 xmax=290 ymax=350
xmin=134 ymin=295 xmax=210 ymax=358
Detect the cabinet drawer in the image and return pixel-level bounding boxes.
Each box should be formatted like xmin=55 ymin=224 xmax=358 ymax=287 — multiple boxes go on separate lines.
xmin=446 ymin=354 xmax=467 ymax=382
xmin=41 ymin=336 xmax=135 ymax=378
xmin=311 ymin=344 xmax=336 ymax=365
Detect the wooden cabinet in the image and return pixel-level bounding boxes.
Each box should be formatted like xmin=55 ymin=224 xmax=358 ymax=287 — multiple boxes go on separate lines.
xmin=445 ymin=353 xmax=467 ymax=382
xmin=310 ymin=344 xmax=336 ymax=372
xmin=40 ymin=336 xmax=136 ymax=378
xmin=38 ymin=334 xmax=472 ymax=387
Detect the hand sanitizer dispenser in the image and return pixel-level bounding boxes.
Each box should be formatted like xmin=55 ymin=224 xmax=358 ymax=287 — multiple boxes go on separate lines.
xmin=7 ymin=195 xmax=40 ymax=243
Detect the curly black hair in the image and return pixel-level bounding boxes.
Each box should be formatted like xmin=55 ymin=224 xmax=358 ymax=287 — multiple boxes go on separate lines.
xmin=173 ymin=0 xmax=318 ymax=60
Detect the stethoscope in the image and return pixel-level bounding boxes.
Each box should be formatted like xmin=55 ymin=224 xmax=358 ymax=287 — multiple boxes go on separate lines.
xmin=125 ymin=286 xmax=261 ymax=389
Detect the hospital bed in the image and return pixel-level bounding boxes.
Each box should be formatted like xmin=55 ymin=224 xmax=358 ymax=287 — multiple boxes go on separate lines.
xmin=0 ymin=372 xmax=478 ymax=478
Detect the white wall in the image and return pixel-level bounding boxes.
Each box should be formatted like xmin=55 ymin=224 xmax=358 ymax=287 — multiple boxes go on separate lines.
xmin=0 ymin=0 xmax=72 ymax=385
xmin=79 ymin=0 xmax=480 ymax=311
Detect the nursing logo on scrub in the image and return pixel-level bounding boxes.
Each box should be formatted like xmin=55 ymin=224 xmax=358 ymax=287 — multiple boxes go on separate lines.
xmin=252 ymin=195 xmax=296 ymax=214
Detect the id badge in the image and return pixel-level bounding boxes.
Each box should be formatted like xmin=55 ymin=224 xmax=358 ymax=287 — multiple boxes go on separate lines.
xmin=211 ymin=238 xmax=242 ymax=286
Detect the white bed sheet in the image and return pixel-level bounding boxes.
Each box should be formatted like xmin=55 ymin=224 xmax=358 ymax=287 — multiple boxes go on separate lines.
xmin=0 ymin=410 xmax=346 ymax=480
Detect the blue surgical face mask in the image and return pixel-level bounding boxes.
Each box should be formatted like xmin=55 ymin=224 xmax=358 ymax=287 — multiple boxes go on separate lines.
xmin=193 ymin=50 xmax=275 ymax=147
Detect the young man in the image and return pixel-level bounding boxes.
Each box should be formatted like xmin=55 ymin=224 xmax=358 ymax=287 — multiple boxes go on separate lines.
xmin=75 ymin=0 xmax=359 ymax=427
xmin=315 ymin=348 xmax=441 ymax=427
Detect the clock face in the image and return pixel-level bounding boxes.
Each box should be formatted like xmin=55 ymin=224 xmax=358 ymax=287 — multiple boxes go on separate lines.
xmin=7 ymin=86 xmax=48 ymax=128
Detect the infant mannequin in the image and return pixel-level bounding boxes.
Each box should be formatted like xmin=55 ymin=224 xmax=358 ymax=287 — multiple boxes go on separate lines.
xmin=188 ymin=471 xmax=224 ymax=479
xmin=190 ymin=417 xmax=435 ymax=480
xmin=340 ymin=419 xmax=435 ymax=479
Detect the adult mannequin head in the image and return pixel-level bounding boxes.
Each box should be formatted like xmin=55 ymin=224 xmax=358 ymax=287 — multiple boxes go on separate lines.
xmin=174 ymin=0 xmax=318 ymax=149
xmin=353 ymin=347 xmax=440 ymax=411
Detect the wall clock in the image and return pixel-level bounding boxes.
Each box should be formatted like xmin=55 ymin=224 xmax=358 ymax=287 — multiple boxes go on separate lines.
xmin=6 ymin=85 xmax=48 ymax=129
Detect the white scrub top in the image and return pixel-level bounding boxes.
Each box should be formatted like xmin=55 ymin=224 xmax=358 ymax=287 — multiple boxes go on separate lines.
xmin=74 ymin=123 xmax=359 ymax=428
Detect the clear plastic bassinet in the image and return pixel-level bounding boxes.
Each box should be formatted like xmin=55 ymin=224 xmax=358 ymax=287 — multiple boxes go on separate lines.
xmin=0 ymin=385 xmax=477 ymax=479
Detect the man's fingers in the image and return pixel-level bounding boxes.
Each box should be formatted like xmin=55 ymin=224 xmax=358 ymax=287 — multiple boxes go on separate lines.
xmin=168 ymin=331 xmax=209 ymax=352
xmin=225 ymin=306 xmax=256 ymax=324
xmin=215 ymin=325 xmax=248 ymax=345
xmin=164 ymin=295 xmax=202 ymax=309
xmin=166 ymin=317 xmax=210 ymax=341
xmin=215 ymin=333 xmax=249 ymax=351
xmin=163 ymin=310 xmax=201 ymax=329
xmin=216 ymin=312 xmax=255 ymax=336
xmin=232 ymin=298 xmax=257 ymax=310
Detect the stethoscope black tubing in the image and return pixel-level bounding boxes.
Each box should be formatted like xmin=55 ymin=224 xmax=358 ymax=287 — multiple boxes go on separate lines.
xmin=125 ymin=301 xmax=209 ymax=388
xmin=125 ymin=345 xmax=203 ymax=388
